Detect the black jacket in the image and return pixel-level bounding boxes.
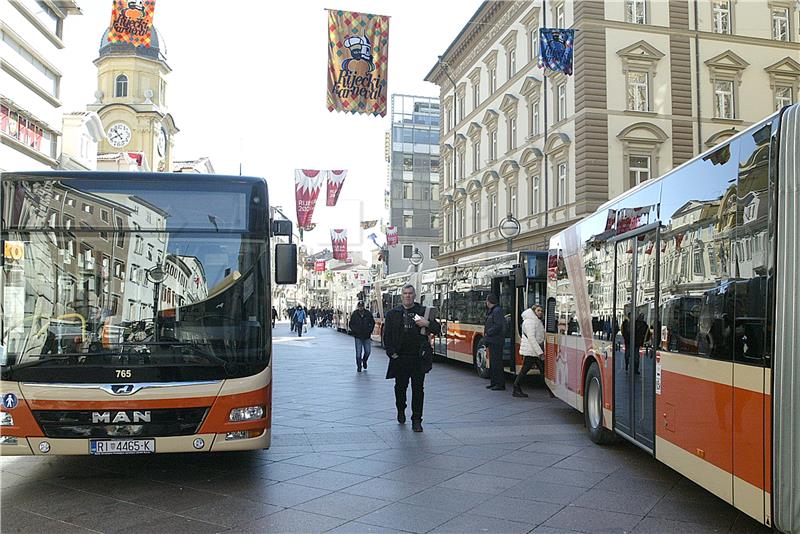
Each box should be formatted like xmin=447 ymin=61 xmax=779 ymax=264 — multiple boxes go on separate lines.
xmin=484 ymin=304 xmax=505 ymax=344
xmin=383 ymin=303 xmax=441 ymax=378
xmin=349 ymin=309 xmax=375 ymax=340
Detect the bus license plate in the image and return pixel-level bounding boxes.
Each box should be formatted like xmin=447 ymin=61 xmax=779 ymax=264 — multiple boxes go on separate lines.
xmin=90 ymin=439 xmax=155 ymax=455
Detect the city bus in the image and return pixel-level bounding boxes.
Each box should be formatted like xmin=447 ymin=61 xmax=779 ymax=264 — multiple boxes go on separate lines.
xmin=0 ymin=171 xmax=296 ymax=456
xmin=368 ymin=251 xmax=547 ymax=379
xmin=545 ymin=105 xmax=799 ymax=531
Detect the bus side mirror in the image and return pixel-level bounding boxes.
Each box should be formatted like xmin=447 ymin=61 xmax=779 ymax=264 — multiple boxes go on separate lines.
xmin=271 ymin=219 xmax=293 ymax=238
xmin=512 ymin=267 xmax=525 ymax=288
xmin=275 ymin=243 xmax=297 ymax=284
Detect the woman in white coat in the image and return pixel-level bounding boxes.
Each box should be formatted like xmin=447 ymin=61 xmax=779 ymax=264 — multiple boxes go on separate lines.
xmin=513 ymin=305 xmax=545 ymax=398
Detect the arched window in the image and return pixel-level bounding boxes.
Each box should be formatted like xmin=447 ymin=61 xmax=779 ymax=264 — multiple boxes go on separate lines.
xmin=115 ymin=74 xmax=128 ymax=98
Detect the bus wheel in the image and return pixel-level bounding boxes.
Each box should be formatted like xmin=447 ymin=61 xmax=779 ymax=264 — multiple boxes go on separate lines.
xmin=474 ymin=339 xmax=490 ymax=379
xmin=584 ymin=362 xmax=615 ymax=444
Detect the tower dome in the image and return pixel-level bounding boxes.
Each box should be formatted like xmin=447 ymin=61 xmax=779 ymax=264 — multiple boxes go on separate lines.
xmin=98 ymin=26 xmax=167 ymax=62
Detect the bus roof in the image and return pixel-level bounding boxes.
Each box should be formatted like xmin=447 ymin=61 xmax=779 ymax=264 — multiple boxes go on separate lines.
xmin=1 ymin=171 xmax=268 ymax=188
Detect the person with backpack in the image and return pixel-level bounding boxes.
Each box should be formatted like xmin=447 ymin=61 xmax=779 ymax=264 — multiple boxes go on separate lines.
xmin=291 ymin=305 xmax=307 ymax=337
xmin=484 ymin=294 xmax=506 ymax=390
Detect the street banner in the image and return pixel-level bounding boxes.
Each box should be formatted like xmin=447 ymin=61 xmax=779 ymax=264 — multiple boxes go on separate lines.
xmin=538 ymin=29 xmax=574 ymax=76
xmin=360 ymin=220 xmax=378 ymax=230
xmin=326 ymin=170 xmax=347 ymax=206
xmin=386 ymin=226 xmax=398 ymax=247
xmin=327 ymin=9 xmax=390 ymax=117
xmin=295 ymin=169 xmax=324 ymax=229
xmin=107 ymin=0 xmax=157 ymax=48
xmin=331 ymin=229 xmax=348 ymax=260
xmin=314 ymin=260 xmax=326 ymax=272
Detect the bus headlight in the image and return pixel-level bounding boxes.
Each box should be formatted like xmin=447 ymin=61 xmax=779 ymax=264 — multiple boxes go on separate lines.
xmin=0 ymin=412 xmax=13 ymax=426
xmin=228 ymin=406 xmax=264 ymax=422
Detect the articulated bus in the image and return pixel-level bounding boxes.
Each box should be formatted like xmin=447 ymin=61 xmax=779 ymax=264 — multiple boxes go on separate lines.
xmin=368 ymin=251 xmax=547 ymax=378
xmin=0 ymin=171 xmax=296 ymax=456
xmin=545 ymin=105 xmax=799 ymax=531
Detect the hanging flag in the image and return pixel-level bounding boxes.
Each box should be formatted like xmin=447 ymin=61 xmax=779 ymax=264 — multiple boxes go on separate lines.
xmin=331 ymin=229 xmax=348 ymax=260
xmin=327 ymin=9 xmax=390 ymax=117
xmin=295 ymin=170 xmax=324 ymax=229
xmin=314 ymin=260 xmax=326 ymax=272
xmin=360 ymin=220 xmax=378 ymax=230
xmin=326 ymin=170 xmax=347 ymax=206
xmin=107 ymin=0 xmax=157 ymax=48
xmin=386 ymin=226 xmax=399 ymax=247
xmin=538 ymin=29 xmax=575 ymax=76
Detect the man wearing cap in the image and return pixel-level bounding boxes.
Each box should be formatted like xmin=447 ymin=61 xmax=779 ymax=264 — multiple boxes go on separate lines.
xmin=349 ymin=301 xmax=376 ymax=372
xmin=484 ymin=294 xmax=506 ymax=390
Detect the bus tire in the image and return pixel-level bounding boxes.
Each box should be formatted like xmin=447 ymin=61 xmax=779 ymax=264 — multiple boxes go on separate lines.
xmin=474 ymin=338 xmax=490 ymax=379
xmin=584 ymin=361 xmax=615 ymax=445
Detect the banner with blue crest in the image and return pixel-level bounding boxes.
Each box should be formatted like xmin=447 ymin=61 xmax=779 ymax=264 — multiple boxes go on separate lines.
xmin=538 ymin=29 xmax=574 ymax=76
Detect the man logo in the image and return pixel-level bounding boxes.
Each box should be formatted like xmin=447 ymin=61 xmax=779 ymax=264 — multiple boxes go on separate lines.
xmin=91 ymin=411 xmax=151 ymax=424
xmin=111 ymin=384 xmax=135 ymax=395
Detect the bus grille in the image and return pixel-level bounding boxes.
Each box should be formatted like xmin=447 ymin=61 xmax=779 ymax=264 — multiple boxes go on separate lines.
xmin=32 ymin=408 xmax=209 ymax=438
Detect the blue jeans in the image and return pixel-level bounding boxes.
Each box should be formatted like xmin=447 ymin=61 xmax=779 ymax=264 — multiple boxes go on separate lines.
xmin=355 ymin=337 xmax=371 ymax=368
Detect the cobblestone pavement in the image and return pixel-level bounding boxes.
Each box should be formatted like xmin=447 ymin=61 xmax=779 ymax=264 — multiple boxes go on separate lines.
xmin=1 ymin=323 xmax=771 ymax=533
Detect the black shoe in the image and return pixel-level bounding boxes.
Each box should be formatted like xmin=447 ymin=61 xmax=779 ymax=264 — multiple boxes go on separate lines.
xmin=397 ymin=411 xmax=406 ymax=424
xmin=512 ymin=387 xmax=528 ymax=398
xmin=412 ymin=420 xmax=423 ymax=432
xmin=486 ymin=384 xmax=494 ymax=389
xmin=490 ymin=386 xmax=506 ymax=391
xmin=362 ymin=360 xmax=367 ymax=369
xmin=357 ymin=368 xmax=362 ymax=372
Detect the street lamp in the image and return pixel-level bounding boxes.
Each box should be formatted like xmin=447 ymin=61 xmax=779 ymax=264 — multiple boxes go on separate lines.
xmin=498 ymin=213 xmax=521 ymax=252
xmin=409 ymin=247 xmax=424 ymax=272
xmin=146 ymin=264 xmax=167 ymax=343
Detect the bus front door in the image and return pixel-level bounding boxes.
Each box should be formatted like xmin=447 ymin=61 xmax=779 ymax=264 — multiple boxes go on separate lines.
xmin=614 ymin=230 xmax=657 ymax=452
xmin=495 ymin=277 xmax=517 ymax=375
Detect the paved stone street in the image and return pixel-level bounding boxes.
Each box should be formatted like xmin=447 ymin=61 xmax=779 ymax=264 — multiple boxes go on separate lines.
xmin=1 ymin=323 xmax=770 ymax=533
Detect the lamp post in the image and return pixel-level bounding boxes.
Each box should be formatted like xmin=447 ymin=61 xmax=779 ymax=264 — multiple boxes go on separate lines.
xmin=438 ymin=56 xmax=458 ymax=256
xmin=499 ymin=213 xmax=521 ymax=252
xmin=409 ymin=247 xmax=424 ymax=272
xmin=146 ymin=264 xmax=166 ymax=343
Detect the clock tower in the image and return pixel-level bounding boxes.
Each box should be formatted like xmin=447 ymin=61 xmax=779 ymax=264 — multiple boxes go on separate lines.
xmin=88 ymin=26 xmax=178 ymax=171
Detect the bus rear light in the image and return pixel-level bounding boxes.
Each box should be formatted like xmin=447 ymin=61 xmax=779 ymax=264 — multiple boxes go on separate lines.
xmin=225 ymin=430 xmax=262 ymax=441
xmin=0 ymin=412 xmax=13 ymax=426
xmin=0 ymin=436 xmax=18 ymax=445
xmin=228 ymin=406 xmax=264 ymax=422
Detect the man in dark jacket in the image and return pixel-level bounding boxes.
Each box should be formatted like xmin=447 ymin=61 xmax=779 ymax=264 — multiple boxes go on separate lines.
xmin=383 ymin=284 xmax=441 ymax=432
xmin=484 ymin=294 xmax=506 ymax=390
xmin=349 ymin=301 xmax=376 ymax=372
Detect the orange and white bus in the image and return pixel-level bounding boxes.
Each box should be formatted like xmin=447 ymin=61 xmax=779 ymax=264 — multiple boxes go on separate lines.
xmin=368 ymin=251 xmax=547 ymax=379
xmin=1 ymin=171 xmax=296 ymax=456
xmin=545 ymin=105 xmax=799 ymax=531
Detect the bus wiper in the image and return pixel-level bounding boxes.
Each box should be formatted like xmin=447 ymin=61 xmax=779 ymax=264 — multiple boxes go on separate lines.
xmin=3 ymin=353 xmax=119 ymax=371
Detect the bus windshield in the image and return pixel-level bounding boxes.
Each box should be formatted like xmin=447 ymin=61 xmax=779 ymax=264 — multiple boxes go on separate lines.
xmin=1 ymin=174 xmax=270 ymax=383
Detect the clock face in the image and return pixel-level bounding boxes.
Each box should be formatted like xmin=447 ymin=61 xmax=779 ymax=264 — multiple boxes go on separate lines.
xmin=107 ymin=123 xmax=131 ymax=148
xmin=157 ymin=127 xmax=167 ymax=157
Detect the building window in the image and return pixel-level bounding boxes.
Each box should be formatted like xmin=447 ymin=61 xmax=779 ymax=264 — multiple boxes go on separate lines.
xmin=557 ymin=83 xmax=567 ymax=121
xmin=473 ymin=82 xmax=480 ymax=108
xmin=714 ymin=80 xmax=735 ymax=119
xmin=100 ymin=209 xmax=109 ymax=222
xmin=472 ymin=198 xmax=481 ymax=232
xmin=557 ymin=163 xmax=567 ymax=206
xmin=529 ymin=30 xmax=538 ymax=62
xmin=772 ymin=7 xmax=790 ymax=41
xmin=458 ymin=148 xmax=466 ymax=182
xmin=115 ymin=74 xmax=128 ymax=98
xmin=775 ymin=85 xmax=794 ymax=110
xmin=625 ymin=0 xmax=646 ymax=24
xmin=489 ymin=67 xmax=497 ymax=94
xmin=403 ymin=213 xmax=413 ymax=228
xmin=457 ymin=94 xmax=465 ymax=122
xmin=430 ymin=214 xmax=440 ymax=229
xmin=712 ymin=1 xmax=732 ymax=34
xmin=531 ymin=175 xmax=541 ymax=214
xmin=403 ymin=182 xmax=413 ymax=199
xmin=489 ymin=192 xmax=498 ymax=226
xmin=489 ymin=129 xmax=498 ymax=161
xmin=472 ymin=141 xmax=481 ymax=173
xmin=445 ymin=106 xmax=451 ymax=131
xmin=556 ymin=3 xmax=565 ymax=27
xmin=509 ymin=185 xmax=518 ymax=215
xmin=629 ymin=155 xmax=651 ymax=186
xmin=430 ymin=245 xmax=440 ymax=258
xmin=456 ymin=204 xmax=465 ymax=238
xmin=626 ymin=72 xmax=649 ymax=111
xmin=529 ymin=101 xmax=540 ymax=136
xmin=444 ymin=159 xmax=452 ymax=187
xmin=403 ymin=245 xmax=413 ymax=259
xmin=82 ymin=203 xmax=93 ymax=214
xmin=507 ymin=49 xmax=517 ymax=79
xmin=507 ymin=117 xmax=517 ymax=150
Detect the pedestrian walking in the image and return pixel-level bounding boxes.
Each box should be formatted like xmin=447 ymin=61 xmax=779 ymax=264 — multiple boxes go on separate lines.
xmin=513 ymin=305 xmax=545 ymax=398
xmin=291 ymin=305 xmax=307 ymax=337
xmin=484 ymin=294 xmax=506 ymax=391
xmin=349 ymin=301 xmax=375 ymax=372
xmin=383 ymin=284 xmax=441 ymax=432
xmin=271 ymin=306 xmax=278 ymax=328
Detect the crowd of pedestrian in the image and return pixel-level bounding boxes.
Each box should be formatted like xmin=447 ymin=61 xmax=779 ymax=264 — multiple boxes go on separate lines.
xmin=279 ymin=305 xmax=338 ymax=336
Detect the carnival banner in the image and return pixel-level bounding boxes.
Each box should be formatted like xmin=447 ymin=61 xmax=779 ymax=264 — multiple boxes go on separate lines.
xmin=538 ymin=28 xmax=574 ymax=76
xmin=314 ymin=260 xmax=327 ymax=272
xmin=107 ymin=0 xmax=157 ymax=48
xmin=326 ymin=170 xmax=348 ymax=206
xmin=327 ymin=9 xmax=390 ymax=117
xmin=386 ymin=226 xmax=399 ymax=247
xmin=360 ymin=220 xmax=378 ymax=230
xmin=331 ymin=229 xmax=348 ymax=260
xmin=295 ymin=170 xmax=324 ymax=229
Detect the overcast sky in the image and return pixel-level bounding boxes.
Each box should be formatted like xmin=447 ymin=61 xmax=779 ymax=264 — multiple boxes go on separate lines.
xmin=60 ymin=0 xmax=483 ymax=256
